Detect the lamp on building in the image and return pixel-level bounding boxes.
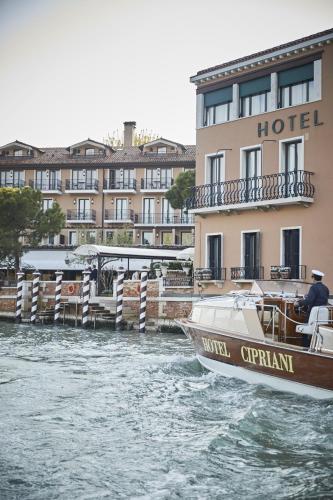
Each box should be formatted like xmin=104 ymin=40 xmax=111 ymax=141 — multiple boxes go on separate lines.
xmin=137 ymin=233 xmax=140 ymax=239
xmin=73 ymin=199 xmax=76 ymax=205
xmin=91 ymin=198 xmax=94 ymax=205
xmin=156 ymin=233 xmax=159 ymax=239
xmin=111 ymin=198 xmax=114 ymax=205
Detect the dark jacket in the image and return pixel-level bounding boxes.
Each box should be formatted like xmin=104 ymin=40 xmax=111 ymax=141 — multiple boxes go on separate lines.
xmin=298 ymin=282 xmax=329 ymax=312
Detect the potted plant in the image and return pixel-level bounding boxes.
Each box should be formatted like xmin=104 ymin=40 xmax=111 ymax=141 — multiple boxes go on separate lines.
xmin=270 ymin=266 xmax=280 ymax=280
xmin=181 ymin=261 xmax=192 ymax=275
xmin=152 ymin=262 xmax=162 ymax=278
xmin=161 ymin=262 xmax=169 ymax=277
xmin=280 ymin=266 xmax=291 ymax=279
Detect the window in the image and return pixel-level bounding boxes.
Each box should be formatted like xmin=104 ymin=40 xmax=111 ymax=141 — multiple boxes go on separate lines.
xmin=160 ymin=168 xmax=172 ymax=188
xmin=162 ymin=232 xmax=173 ymax=245
xmin=85 ymin=148 xmax=95 ymax=156
xmin=181 ymin=232 xmax=193 ymax=246
xmin=86 ymin=231 xmax=96 ymax=244
xmin=78 ymin=199 xmax=90 ymax=220
xmin=69 ymin=231 xmax=77 ymax=246
xmin=143 ymin=198 xmax=155 ymax=223
xmin=43 ymin=199 xmax=53 ymax=211
xmin=162 ymin=198 xmax=174 ymax=224
xmin=278 ymin=63 xmax=314 ymax=108
xmin=239 ymin=76 xmax=270 ymax=117
xmin=206 ymin=153 xmax=225 ymax=207
xmin=241 ymin=147 xmax=261 ymax=202
xmin=105 ymin=230 xmax=114 ymax=243
xmin=72 ymin=169 xmax=96 ymax=189
xmin=204 ymin=86 xmax=232 ymax=126
xmin=115 ymin=199 xmax=128 ymax=220
xmin=14 ymin=149 xmax=23 ymax=156
xmin=157 ymin=146 xmax=167 ymax=154
xmin=142 ymin=231 xmax=153 ymax=245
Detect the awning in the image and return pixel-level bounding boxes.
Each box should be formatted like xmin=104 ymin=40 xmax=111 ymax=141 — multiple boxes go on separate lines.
xmin=176 ymin=247 xmax=194 ymax=260
xmin=73 ymin=244 xmax=187 ymax=260
xmin=20 ymin=250 xmax=85 ymax=271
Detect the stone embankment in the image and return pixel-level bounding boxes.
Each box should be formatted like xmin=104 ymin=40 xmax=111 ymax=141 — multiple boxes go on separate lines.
xmin=0 ymin=279 xmax=198 ymax=331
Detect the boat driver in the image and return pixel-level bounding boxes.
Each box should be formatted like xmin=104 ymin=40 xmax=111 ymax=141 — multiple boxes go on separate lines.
xmin=295 ymin=269 xmax=330 ymax=346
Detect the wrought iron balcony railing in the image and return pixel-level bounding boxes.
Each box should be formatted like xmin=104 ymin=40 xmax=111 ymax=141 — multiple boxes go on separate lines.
xmin=134 ymin=213 xmax=194 ymax=225
xmin=65 ymin=179 xmax=99 ymax=191
xmin=186 ymin=170 xmax=315 ymax=210
xmin=103 ymin=179 xmax=137 ymax=190
xmin=70 ymin=151 xmax=106 ymax=158
xmin=231 ymin=266 xmax=264 ymax=280
xmin=270 ymin=265 xmax=306 ymax=280
xmin=66 ymin=209 xmax=96 ymax=222
xmin=0 ymin=180 xmax=25 ymax=188
xmin=141 ymin=179 xmax=174 ymax=190
xmin=29 ymin=179 xmax=62 ymax=191
xmin=104 ymin=209 xmax=134 ymax=222
xmin=194 ymin=267 xmax=226 ymax=281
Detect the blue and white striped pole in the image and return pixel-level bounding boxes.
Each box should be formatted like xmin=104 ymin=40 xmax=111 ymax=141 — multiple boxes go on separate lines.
xmin=15 ymin=271 xmax=25 ymax=323
xmin=116 ymin=267 xmax=125 ymax=328
xmin=81 ymin=270 xmax=90 ymax=327
xmin=54 ymin=271 xmax=63 ymax=323
xmin=139 ymin=268 xmax=148 ymax=333
xmin=30 ymin=272 xmax=40 ymax=324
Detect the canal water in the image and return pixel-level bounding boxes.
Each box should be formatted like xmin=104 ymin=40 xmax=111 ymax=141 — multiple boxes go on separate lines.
xmin=0 ymin=323 xmax=332 ymax=499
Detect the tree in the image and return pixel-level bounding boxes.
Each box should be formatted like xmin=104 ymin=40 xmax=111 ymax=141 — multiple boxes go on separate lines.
xmin=104 ymin=128 xmax=159 ymax=148
xmin=0 ymin=187 xmax=65 ymax=270
xmin=165 ymin=170 xmax=195 ymax=209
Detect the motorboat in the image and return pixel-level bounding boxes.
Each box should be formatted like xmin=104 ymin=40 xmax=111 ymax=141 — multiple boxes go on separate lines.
xmin=178 ymin=280 xmax=333 ymax=399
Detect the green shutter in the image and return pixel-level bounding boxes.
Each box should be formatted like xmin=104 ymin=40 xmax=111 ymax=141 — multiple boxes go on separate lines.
xmin=204 ymin=86 xmax=233 ymax=107
xmin=239 ymin=76 xmax=271 ymax=98
xmin=278 ymin=63 xmax=314 ymax=87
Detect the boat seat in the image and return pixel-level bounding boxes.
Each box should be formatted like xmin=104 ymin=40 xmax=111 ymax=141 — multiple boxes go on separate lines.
xmin=317 ymin=326 xmax=333 ymax=352
xmin=296 ymin=306 xmax=329 ymax=335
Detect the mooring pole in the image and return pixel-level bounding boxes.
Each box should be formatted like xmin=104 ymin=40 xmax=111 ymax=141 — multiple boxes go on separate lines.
xmin=116 ymin=267 xmax=125 ymax=328
xmin=54 ymin=271 xmax=63 ymax=324
xmin=15 ymin=271 xmax=25 ymax=323
xmin=81 ymin=269 xmax=90 ymax=328
xmin=139 ymin=268 xmax=148 ymax=333
xmin=30 ymin=272 xmax=40 ymax=324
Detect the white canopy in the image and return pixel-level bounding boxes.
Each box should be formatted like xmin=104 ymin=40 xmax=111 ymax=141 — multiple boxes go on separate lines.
xmin=20 ymin=250 xmax=85 ymax=271
xmin=176 ymin=247 xmax=194 ymax=260
xmin=73 ymin=244 xmax=187 ymax=260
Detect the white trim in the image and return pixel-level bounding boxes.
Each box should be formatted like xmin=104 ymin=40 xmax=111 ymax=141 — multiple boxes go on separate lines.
xmin=204 ymin=151 xmax=226 ymax=184
xmin=197 ymin=355 xmax=333 ymax=400
xmin=189 ymin=196 xmax=313 ymax=215
xmin=239 ymin=144 xmax=262 ymax=179
xmin=279 ymin=135 xmax=304 ymax=173
xmin=240 ymin=229 xmax=260 ymax=267
xmin=205 ymin=232 xmax=224 ymax=269
xmin=280 ymin=226 xmax=302 ymax=266
xmin=190 ymin=32 xmax=332 ymax=83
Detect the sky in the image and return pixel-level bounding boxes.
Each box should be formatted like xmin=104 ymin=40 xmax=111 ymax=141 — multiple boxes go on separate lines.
xmin=0 ymin=0 xmax=332 ymax=147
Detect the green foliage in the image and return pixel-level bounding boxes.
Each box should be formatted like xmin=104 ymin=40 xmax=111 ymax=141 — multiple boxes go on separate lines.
xmin=165 ymin=170 xmax=195 ymax=209
xmin=167 ymin=261 xmax=183 ymax=270
xmin=104 ymin=129 xmax=159 ymax=148
xmin=0 ymin=187 xmax=65 ymax=268
xmin=106 ymin=228 xmax=133 ymax=247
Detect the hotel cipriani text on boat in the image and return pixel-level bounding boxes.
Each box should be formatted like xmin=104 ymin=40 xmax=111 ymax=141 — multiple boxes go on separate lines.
xmin=188 ymin=28 xmax=333 ymax=293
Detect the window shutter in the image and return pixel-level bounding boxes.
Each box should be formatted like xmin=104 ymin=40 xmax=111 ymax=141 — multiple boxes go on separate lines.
xmin=239 ymin=76 xmax=271 ymax=98
xmin=204 ymin=86 xmax=233 ymax=107
xmin=278 ymin=63 xmax=314 ymax=87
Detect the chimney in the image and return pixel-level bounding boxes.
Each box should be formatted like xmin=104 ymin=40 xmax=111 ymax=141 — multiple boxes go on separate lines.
xmin=123 ymin=121 xmax=136 ymax=147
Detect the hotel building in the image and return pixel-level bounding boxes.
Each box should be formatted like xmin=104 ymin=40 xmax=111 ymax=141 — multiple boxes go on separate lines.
xmin=0 ymin=122 xmax=195 ymax=249
xmin=188 ymin=28 xmax=333 ymax=291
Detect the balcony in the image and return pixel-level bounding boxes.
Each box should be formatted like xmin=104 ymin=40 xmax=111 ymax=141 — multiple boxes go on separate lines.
xmin=270 ymin=265 xmax=307 ymax=280
xmin=70 ymin=151 xmax=106 ymax=158
xmin=103 ymin=179 xmax=136 ymax=192
xmin=66 ymin=209 xmax=96 ymax=223
xmin=29 ymin=179 xmax=62 ymax=192
xmin=134 ymin=213 xmax=194 ymax=226
xmin=231 ymin=266 xmax=264 ymax=281
xmin=65 ymin=179 xmax=99 ymax=193
xmin=0 ymin=180 xmax=25 ymax=188
xmin=140 ymin=179 xmax=173 ymax=192
xmin=104 ymin=209 xmax=134 ymax=223
xmin=194 ymin=267 xmax=226 ymax=281
xmin=187 ymin=171 xmax=315 ymax=214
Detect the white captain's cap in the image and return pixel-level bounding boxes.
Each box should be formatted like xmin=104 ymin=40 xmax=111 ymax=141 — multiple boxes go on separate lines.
xmin=311 ymin=269 xmax=325 ymax=277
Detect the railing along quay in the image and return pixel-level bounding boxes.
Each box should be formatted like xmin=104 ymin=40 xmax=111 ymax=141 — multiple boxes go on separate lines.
xmin=186 ymin=170 xmax=315 ymax=210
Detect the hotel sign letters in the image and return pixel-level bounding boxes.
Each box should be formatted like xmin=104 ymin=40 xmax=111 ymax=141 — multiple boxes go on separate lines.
xmin=257 ymin=110 xmax=323 ymax=138
xmin=201 ymin=336 xmax=294 ymax=374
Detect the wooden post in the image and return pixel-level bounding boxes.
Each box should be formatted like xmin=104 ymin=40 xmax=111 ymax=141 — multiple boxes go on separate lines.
xmin=116 ymin=267 xmax=125 ymax=328
xmin=30 ymin=272 xmax=40 ymax=324
xmin=54 ymin=271 xmax=63 ymax=323
xmin=15 ymin=271 xmax=25 ymax=323
xmin=81 ymin=270 xmax=90 ymax=327
xmin=139 ymin=268 xmax=148 ymax=333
